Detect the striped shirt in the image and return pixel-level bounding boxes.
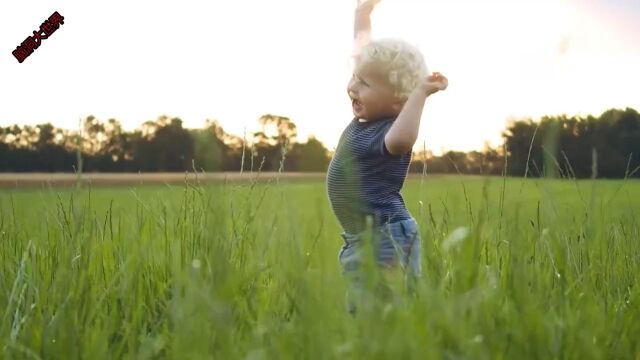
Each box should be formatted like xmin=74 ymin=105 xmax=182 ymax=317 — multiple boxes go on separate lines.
xmin=326 ymin=117 xmax=413 ymax=234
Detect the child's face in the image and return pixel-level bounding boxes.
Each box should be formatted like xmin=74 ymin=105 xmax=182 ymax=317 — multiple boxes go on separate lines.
xmin=347 ymin=63 xmax=403 ymax=121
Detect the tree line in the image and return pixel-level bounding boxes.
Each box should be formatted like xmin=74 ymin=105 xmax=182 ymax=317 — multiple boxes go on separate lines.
xmin=1 ymin=108 xmax=638 ymax=178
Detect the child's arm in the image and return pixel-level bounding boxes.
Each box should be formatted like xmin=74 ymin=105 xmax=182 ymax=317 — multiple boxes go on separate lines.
xmin=353 ymin=0 xmax=381 ymax=58
xmin=384 ymin=73 xmax=449 ymax=155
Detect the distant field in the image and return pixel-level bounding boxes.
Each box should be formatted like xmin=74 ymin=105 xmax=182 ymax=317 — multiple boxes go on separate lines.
xmin=0 ymin=172 xmax=328 ymax=188
xmin=1 ymin=176 xmax=639 ymax=359
xmin=0 ymin=172 xmax=468 ymax=188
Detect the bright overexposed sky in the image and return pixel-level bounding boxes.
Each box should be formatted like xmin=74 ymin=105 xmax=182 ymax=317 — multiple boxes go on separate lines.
xmin=1 ymin=0 xmax=639 ymax=154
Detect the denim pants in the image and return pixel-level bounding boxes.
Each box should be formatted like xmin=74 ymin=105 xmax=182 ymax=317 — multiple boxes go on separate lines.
xmin=338 ymin=217 xmax=422 ymax=313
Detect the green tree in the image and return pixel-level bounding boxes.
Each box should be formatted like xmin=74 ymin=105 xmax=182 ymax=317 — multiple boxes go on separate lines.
xmin=191 ymin=120 xmax=229 ymax=172
xmin=289 ymin=136 xmax=330 ymax=172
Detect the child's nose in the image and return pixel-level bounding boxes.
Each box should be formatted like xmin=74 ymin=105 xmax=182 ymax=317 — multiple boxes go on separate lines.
xmin=348 ymin=76 xmax=359 ymax=90
xmin=347 ymin=81 xmax=358 ymax=98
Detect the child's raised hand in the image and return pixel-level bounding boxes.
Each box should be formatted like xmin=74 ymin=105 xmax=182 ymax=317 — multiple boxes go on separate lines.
xmin=353 ymin=0 xmax=381 ymax=56
xmin=419 ymin=72 xmax=449 ymax=97
xmin=356 ymin=0 xmax=382 ymax=15
xmin=355 ymin=0 xmax=381 ymax=30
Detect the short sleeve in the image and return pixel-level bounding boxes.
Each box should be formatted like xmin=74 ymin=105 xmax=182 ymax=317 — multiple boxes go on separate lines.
xmin=368 ymin=120 xmax=399 ymax=157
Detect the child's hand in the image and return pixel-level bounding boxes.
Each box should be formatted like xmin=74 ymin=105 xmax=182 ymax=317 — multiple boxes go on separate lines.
xmin=355 ymin=0 xmax=381 ymax=17
xmin=354 ymin=0 xmax=381 ymax=34
xmin=418 ymin=72 xmax=449 ymax=97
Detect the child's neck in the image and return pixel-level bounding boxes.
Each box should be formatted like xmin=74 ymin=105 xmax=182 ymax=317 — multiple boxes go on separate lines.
xmin=357 ymin=116 xmax=396 ymax=123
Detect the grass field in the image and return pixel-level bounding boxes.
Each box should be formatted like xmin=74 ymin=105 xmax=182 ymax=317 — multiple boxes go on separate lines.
xmin=1 ymin=174 xmax=639 ymax=359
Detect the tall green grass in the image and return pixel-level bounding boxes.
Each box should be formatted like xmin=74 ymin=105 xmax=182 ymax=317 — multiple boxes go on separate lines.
xmin=1 ymin=175 xmax=639 ymax=359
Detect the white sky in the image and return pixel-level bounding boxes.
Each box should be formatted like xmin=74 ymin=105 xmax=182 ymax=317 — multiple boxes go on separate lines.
xmin=1 ymin=0 xmax=639 ymax=154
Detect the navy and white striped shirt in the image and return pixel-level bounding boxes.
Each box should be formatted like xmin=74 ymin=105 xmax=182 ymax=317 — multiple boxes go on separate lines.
xmin=326 ymin=117 xmax=412 ymax=234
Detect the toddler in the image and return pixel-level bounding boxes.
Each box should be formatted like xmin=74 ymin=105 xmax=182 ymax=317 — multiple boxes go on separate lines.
xmin=326 ymin=0 xmax=448 ymax=313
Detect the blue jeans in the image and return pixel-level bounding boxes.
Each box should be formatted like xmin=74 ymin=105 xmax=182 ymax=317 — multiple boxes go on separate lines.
xmin=338 ymin=217 xmax=422 ymax=313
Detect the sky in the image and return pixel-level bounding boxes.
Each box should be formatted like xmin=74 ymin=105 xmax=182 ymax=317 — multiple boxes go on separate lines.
xmin=1 ymin=0 xmax=639 ymax=155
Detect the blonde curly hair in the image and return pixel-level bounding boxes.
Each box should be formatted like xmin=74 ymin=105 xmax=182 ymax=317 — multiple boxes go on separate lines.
xmin=354 ymin=38 xmax=429 ymax=101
